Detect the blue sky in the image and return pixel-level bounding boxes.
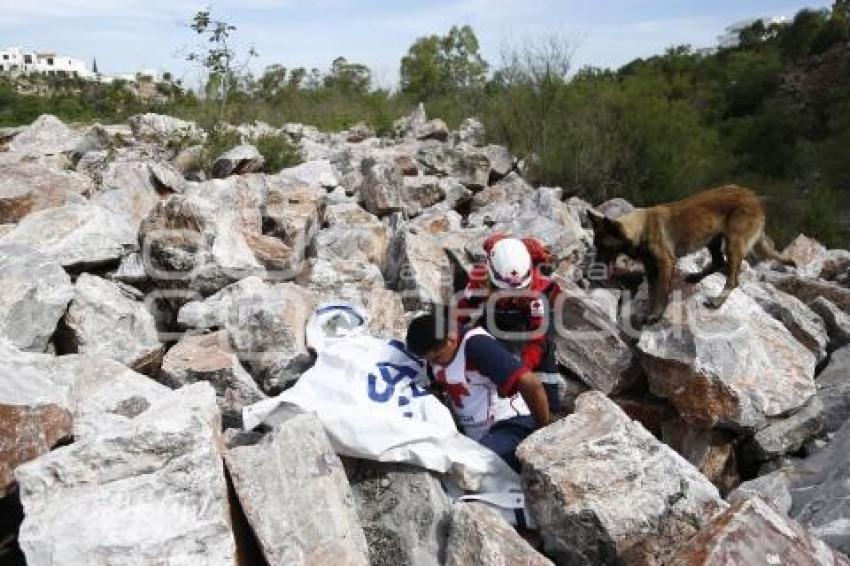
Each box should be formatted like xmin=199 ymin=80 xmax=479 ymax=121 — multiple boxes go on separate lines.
xmin=0 ymin=0 xmax=834 ymax=88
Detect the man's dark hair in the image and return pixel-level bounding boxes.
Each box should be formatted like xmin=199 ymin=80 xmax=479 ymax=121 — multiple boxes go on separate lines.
xmin=405 ymin=306 xmax=452 ymax=357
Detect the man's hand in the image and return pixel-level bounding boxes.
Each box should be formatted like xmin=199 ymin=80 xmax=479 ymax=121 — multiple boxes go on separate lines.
xmin=516 ymin=372 xmax=550 ymax=429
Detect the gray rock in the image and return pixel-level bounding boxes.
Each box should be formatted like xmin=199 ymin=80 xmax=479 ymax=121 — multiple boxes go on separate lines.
xmin=128 ymin=113 xmax=204 ymax=144
xmin=667 ymin=496 xmax=848 ymax=565
xmin=727 ymin=471 xmax=793 ymax=514
xmin=453 ymin=117 xmax=485 ymax=146
xmin=816 ymin=345 xmax=850 ymax=432
xmin=359 ymin=156 xmax=404 ymax=216
xmin=783 ymin=420 xmax=850 ymax=554
xmin=385 ymin=227 xmax=453 ymax=310
xmin=112 ymin=252 xmax=148 ymax=286
xmin=749 ymin=396 xmax=825 ymax=461
xmin=809 ymin=297 xmax=850 ymax=352
xmin=740 ymin=280 xmax=828 ymax=364
xmin=0 ymin=244 xmax=74 ymax=352
xmin=177 ymin=275 xmax=268 ymax=330
xmin=445 ymin=503 xmax=553 ymax=566
xmin=0 ymin=161 xmax=92 ymax=224
xmin=661 ymin=419 xmax=740 ymax=495
xmin=595 ymin=197 xmax=634 ymax=219
xmin=415 ymin=141 xmax=491 ymax=190
xmin=148 ymin=160 xmax=188 ymax=194
xmin=482 ymin=144 xmax=513 ymax=179
xmin=763 ymin=272 xmax=850 ymax=315
xmin=0 ymin=343 xmax=73 ymax=497
xmin=62 ymin=274 xmax=164 ymax=375
xmin=349 ymin=461 xmax=452 ymax=566
xmin=517 ymin=391 xmax=726 ymax=565
xmin=139 ymin=192 xmax=265 ymax=294
xmin=278 ymin=159 xmax=339 ymax=188
xmin=401 ymin=175 xmax=445 ymax=217
xmin=160 ymin=330 xmax=265 ymax=427
xmin=53 ymin=354 xmax=169 ymax=441
xmin=94 ymin=160 xmax=169 ymax=231
xmin=552 ymin=283 xmax=640 ymax=395
xmin=0 ymin=204 xmax=137 ymax=270
xmin=639 ymin=274 xmax=817 ymax=430
xmin=225 ymin=413 xmax=370 ymax=566
xmin=211 ymin=144 xmax=265 ymax=178
xmin=223 ymin=280 xmax=317 ymax=393
xmin=8 ymin=114 xmax=84 ymax=157
xmin=394 ymin=103 xmax=429 ymax=138
xmin=15 ymin=383 xmax=236 ymax=566
xmin=317 ymin=203 xmax=389 ymax=271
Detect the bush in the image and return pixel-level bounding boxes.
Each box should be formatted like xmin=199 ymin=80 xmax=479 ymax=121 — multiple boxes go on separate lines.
xmin=255 ymin=134 xmax=302 ymax=173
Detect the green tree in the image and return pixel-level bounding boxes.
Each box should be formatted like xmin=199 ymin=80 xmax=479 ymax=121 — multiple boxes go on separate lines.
xmin=323 ymin=57 xmax=371 ymax=95
xmin=400 ymin=25 xmax=488 ymax=101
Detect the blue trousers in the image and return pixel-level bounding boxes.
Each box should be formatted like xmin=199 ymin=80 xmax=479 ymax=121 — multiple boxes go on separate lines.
xmin=478 ymin=415 xmax=537 ymax=472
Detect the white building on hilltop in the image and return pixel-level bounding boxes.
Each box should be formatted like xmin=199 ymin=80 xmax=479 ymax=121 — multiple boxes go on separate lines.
xmin=0 ymin=46 xmax=92 ymax=78
xmin=718 ymin=16 xmax=787 ymax=49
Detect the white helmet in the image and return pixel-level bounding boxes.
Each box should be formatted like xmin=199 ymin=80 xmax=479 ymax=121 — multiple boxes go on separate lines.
xmin=487 ymin=238 xmax=532 ymax=289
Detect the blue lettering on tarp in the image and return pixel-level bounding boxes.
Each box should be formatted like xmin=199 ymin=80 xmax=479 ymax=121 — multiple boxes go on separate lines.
xmin=367 ymin=362 xmax=420 ymax=403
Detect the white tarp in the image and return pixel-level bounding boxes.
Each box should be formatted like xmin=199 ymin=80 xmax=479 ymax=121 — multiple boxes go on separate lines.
xmin=243 ymin=304 xmax=522 ymax=496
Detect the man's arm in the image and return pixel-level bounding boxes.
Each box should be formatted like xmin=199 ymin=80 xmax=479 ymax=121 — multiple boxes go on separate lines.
xmin=515 ymin=371 xmax=550 ymax=428
xmin=465 ymin=335 xmax=551 ymax=428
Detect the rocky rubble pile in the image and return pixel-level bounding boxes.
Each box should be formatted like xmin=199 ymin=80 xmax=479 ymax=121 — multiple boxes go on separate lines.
xmin=1 ymin=108 xmax=849 ymax=565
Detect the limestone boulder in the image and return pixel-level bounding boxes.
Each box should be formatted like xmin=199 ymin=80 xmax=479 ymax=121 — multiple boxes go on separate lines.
xmin=747 ymin=396 xmax=825 ymax=462
xmin=358 ymin=156 xmax=404 ymax=216
xmin=453 ymin=117 xmax=485 ymax=146
xmin=727 ymin=471 xmax=794 ymax=515
xmin=0 ymin=204 xmax=137 ymax=270
xmin=638 ymin=275 xmax=817 ymax=430
xmin=128 ymin=113 xmax=204 ymax=145
xmin=349 ymin=461 xmax=452 ymax=566
xmin=223 ymin=280 xmax=317 ymax=393
xmin=159 ymin=330 xmax=265 ymax=428
xmin=0 ymin=345 xmax=73 ymax=497
xmin=552 ymin=284 xmax=641 ymax=395
xmin=61 ymin=274 xmax=164 ymax=375
xmin=225 ymin=413 xmax=370 ymax=566
xmin=0 ymin=244 xmax=74 ymax=352
xmin=809 ymin=297 xmax=850 ymax=352
xmin=445 ymin=503 xmax=553 ymax=566
xmin=15 ymin=383 xmax=236 ymax=566
xmin=667 ymin=497 xmax=849 ymax=565
xmin=211 ymin=144 xmax=265 ymax=178
xmin=317 ymin=203 xmax=388 ymax=270
xmin=662 ymin=419 xmax=740 ymax=495
xmin=762 ymin=271 xmax=850 ymax=314
xmin=740 ymin=279 xmax=828 ymax=364
xmin=93 ymin=160 xmax=171 ymax=231
xmin=278 ymin=159 xmax=339 ymax=188
xmin=517 ymin=391 xmax=726 ymax=565
xmin=8 ymin=114 xmax=84 ymax=157
xmin=815 ymin=345 xmax=850 ymax=432
xmin=482 ymin=144 xmax=513 ymax=179
xmin=0 ymin=162 xmax=91 ymax=224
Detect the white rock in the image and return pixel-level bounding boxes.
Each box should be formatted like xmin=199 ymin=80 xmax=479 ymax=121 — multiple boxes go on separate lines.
xmin=62 ymin=274 xmax=164 ymax=374
xmin=225 ymin=413 xmax=369 ymax=565
xmin=0 ymin=244 xmax=74 ymax=352
xmin=15 ymin=383 xmax=236 ymax=566
xmin=445 ymin=503 xmax=553 ymax=566
xmin=639 ymin=274 xmax=817 ymax=429
xmin=0 ymin=161 xmax=91 ymax=223
xmin=517 ymin=391 xmax=727 ymax=565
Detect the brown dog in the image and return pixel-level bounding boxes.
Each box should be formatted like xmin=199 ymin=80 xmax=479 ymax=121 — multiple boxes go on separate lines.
xmin=588 ymin=185 xmax=795 ymax=324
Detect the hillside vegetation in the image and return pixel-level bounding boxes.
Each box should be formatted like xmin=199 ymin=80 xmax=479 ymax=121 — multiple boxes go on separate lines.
xmin=1 ymin=2 xmax=848 ymax=245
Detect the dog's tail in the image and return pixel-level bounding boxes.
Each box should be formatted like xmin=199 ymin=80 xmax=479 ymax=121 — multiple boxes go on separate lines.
xmin=752 ymin=234 xmax=796 ymax=266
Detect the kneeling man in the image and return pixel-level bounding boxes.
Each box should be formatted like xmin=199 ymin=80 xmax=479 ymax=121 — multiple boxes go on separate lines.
xmin=406 ymin=309 xmax=550 ymax=471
